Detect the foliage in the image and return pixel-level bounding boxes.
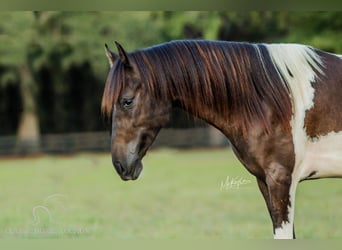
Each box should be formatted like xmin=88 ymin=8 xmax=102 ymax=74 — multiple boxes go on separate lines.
xmin=0 ymin=11 xmax=341 ymax=135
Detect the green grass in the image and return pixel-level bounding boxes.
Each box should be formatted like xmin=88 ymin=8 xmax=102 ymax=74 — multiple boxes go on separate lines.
xmin=0 ymin=148 xmax=341 ymax=239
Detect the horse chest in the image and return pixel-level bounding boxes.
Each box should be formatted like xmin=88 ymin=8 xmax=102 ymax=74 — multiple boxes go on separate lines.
xmin=228 ymin=126 xmax=295 ymax=179
xmin=296 ymin=131 xmax=342 ymax=180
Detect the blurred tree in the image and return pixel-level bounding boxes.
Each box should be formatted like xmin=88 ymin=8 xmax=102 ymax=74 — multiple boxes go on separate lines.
xmin=0 ymin=11 xmax=166 ymax=136
xmin=217 ymin=12 xmax=287 ymax=42
xmin=154 ymin=11 xmax=221 ymax=40
xmin=0 ymin=12 xmax=42 ymax=153
xmin=0 ymin=11 xmax=341 ymax=144
xmin=36 ymin=12 xmax=165 ymax=133
xmin=280 ymin=12 xmax=342 ymax=53
xmin=155 ymin=11 xmax=341 ymax=53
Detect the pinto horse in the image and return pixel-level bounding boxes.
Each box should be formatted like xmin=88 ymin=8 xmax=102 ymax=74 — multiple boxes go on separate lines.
xmin=101 ymin=40 xmax=342 ymax=239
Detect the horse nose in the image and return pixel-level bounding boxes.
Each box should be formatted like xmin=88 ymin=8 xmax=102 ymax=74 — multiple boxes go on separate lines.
xmin=113 ymin=160 xmax=126 ymax=175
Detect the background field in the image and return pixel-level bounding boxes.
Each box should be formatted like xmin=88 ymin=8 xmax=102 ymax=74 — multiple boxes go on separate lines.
xmin=0 ymin=148 xmax=341 ymax=239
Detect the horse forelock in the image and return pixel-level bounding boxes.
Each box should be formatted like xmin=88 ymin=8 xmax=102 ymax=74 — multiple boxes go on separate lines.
xmin=101 ymin=59 xmax=126 ymax=120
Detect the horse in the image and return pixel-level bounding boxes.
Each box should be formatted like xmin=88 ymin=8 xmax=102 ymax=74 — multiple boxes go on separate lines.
xmin=101 ymin=40 xmax=342 ymax=239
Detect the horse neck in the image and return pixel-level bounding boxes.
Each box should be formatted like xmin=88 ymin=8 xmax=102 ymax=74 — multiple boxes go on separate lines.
xmin=174 ymin=100 xmax=234 ymax=137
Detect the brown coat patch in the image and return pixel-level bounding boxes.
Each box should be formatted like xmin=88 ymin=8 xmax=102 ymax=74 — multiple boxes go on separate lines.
xmin=305 ymin=51 xmax=342 ymax=138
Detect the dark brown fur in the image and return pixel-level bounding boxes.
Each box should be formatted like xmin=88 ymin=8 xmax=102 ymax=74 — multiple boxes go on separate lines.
xmin=102 ymin=40 xmax=292 ymax=135
xmin=101 ymin=40 xmax=340 ymax=238
xmin=304 ymin=51 xmax=342 ymax=138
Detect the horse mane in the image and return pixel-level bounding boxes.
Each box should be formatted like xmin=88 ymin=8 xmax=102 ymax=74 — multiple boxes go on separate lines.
xmin=102 ymin=40 xmax=323 ymax=133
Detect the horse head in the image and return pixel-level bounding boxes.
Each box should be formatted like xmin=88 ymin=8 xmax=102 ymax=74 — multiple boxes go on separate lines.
xmin=102 ymin=42 xmax=171 ymax=181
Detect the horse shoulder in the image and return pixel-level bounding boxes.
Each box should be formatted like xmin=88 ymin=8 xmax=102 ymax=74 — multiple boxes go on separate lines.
xmin=295 ymin=51 xmax=342 ymax=180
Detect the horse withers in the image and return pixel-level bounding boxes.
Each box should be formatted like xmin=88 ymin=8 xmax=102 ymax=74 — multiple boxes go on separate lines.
xmin=101 ymin=40 xmax=342 ymax=239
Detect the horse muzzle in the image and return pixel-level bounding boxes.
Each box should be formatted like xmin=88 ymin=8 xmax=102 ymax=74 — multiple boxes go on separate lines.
xmin=113 ymin=159 xmax=143 ymax=181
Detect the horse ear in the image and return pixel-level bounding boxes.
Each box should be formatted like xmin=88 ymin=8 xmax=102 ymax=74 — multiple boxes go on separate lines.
xmin=115 ymin=41 xmax=130 ymax=67
xmin=104 ymin=43 xmax=117 ymax=68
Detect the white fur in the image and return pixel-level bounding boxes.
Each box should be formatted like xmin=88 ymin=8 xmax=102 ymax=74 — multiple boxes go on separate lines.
xmin=267 ymin=44 xmax=342 ymax=239
xmin=274 ymin=131 xmax=342 ymax=239
xmin=273 ymin=181 xmax=297 ymax=239
xmin=267 ymin=45 xmax=342 ymax=180
xmin=299 ymin=131 xmax=342 ymax=179
xmin=274 ymin=221 xmax=293 ymax=239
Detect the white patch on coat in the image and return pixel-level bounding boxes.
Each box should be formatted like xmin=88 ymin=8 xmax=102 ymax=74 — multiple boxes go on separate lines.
xmin=273 ymin=181 xmax=298 ymax=239
xmin=299 ymin=131 xmax=342 ymax=179
xmin=267 ymin=45 xmax=342 ymax=239
xmin=266 ymin=44 xmax=317 ymax=176
xmin=267 ymin=44 xmax=342 ymax=181
xmin=266 ymin=45 xmax=321 ymax=174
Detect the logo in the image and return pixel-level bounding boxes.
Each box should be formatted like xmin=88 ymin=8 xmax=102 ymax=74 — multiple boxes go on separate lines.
xmin=31 ymin=193 xmax=68 ymax=226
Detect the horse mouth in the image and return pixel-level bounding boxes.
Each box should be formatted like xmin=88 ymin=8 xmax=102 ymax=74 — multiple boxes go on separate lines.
xmin=113 ymin=131 xmax=156 ymax=181
xmin=119 ymin=160 xmax=143 ymax=181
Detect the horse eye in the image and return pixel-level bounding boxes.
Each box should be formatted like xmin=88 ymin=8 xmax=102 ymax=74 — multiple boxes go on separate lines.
xmin=121 ymin=97 xmax=134 ymax=109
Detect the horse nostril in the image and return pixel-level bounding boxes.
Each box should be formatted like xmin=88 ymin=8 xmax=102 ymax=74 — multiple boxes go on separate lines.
xmin=113 ymin=160 xmax=125 ymax=174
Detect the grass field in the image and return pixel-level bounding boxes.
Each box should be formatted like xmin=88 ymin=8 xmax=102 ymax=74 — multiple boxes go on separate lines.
xmin=0 ymin=148 xmax=341 ymax=239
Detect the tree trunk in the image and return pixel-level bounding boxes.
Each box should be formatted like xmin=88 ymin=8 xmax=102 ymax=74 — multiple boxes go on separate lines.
xmin=16 ymin=64 xmax=40 ymax=154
